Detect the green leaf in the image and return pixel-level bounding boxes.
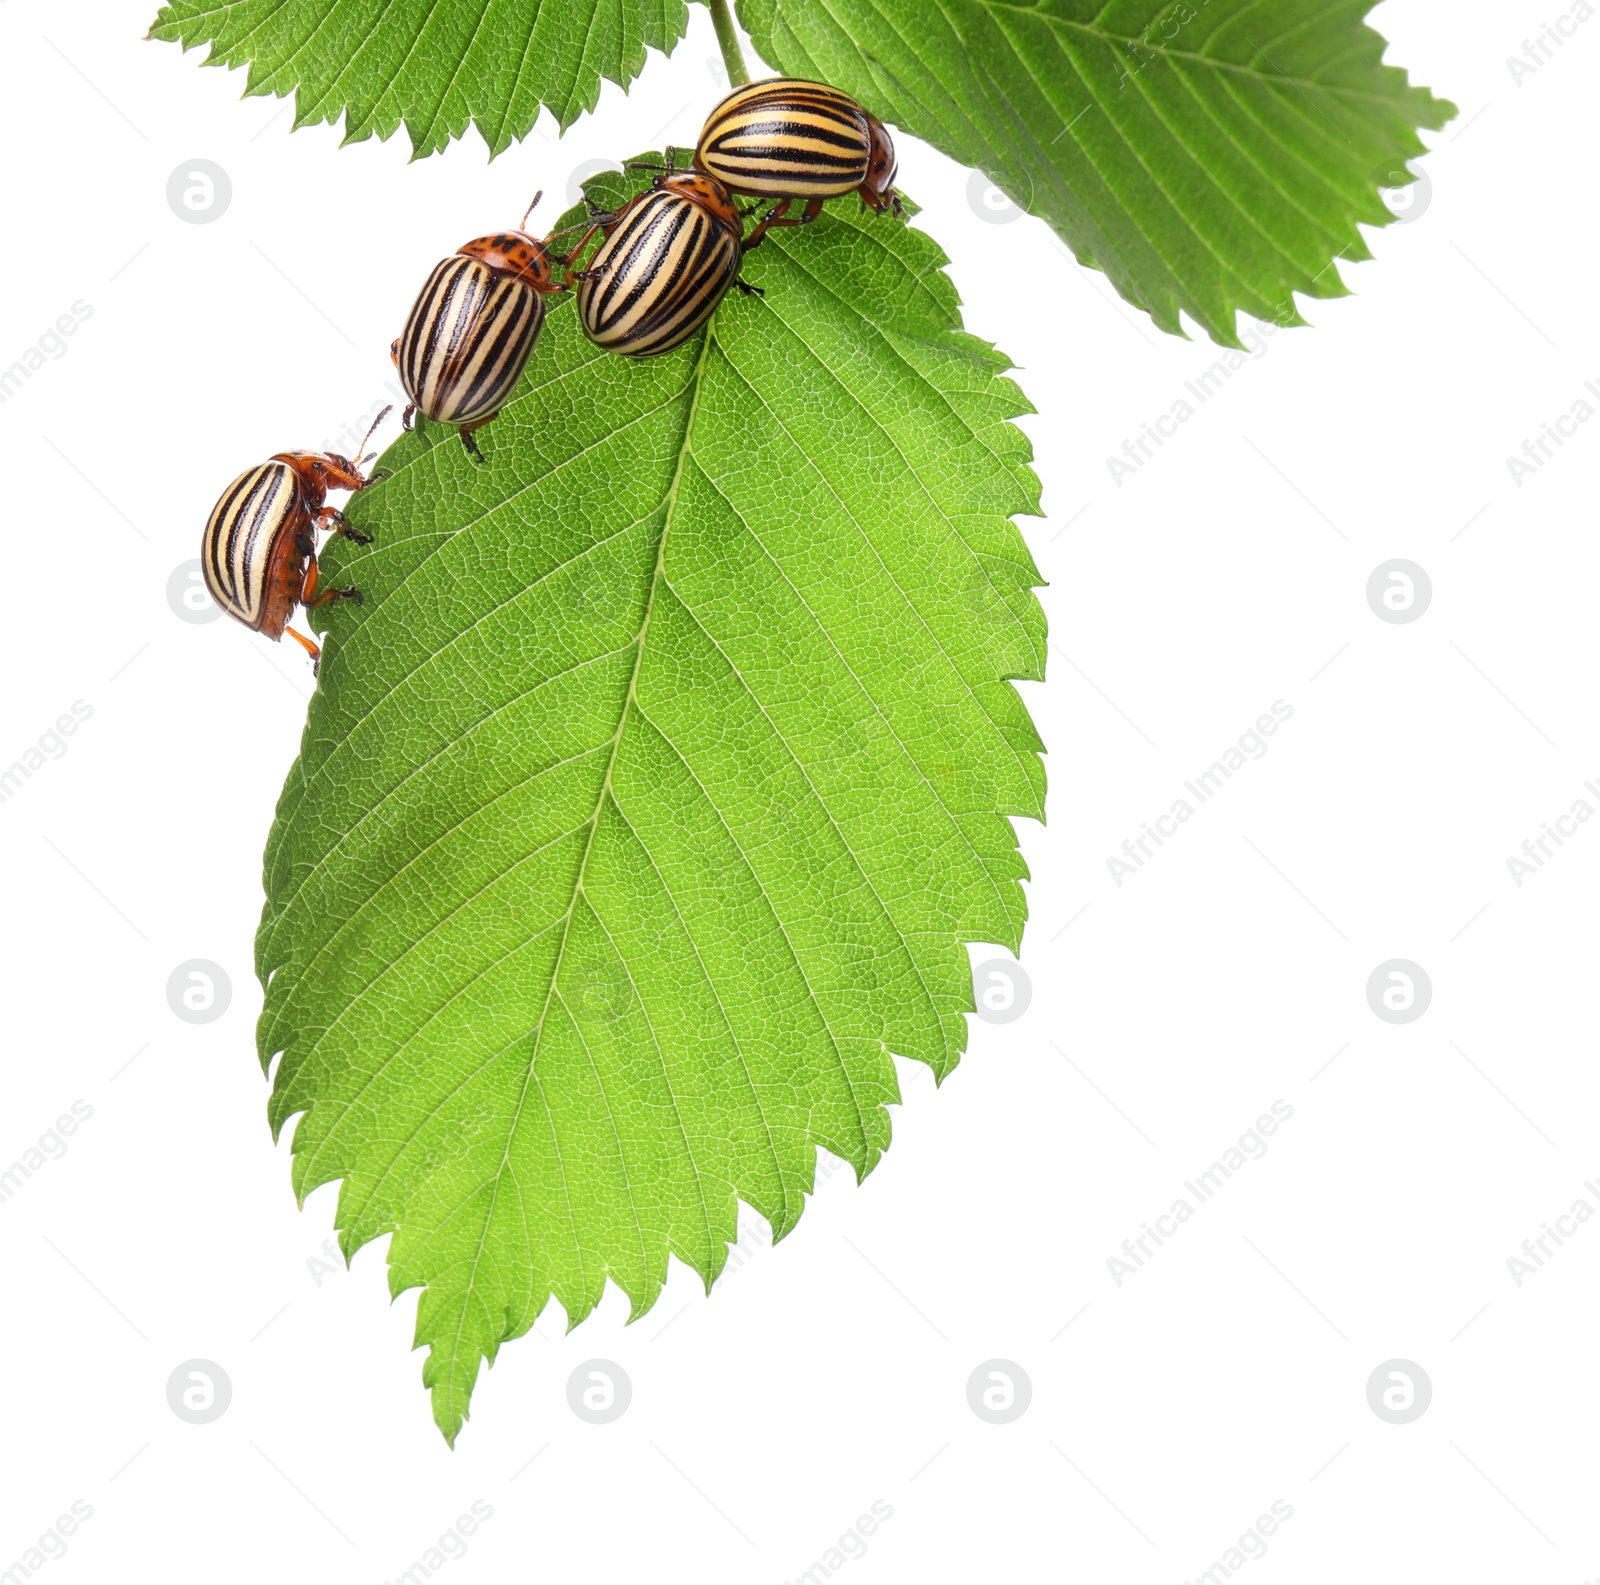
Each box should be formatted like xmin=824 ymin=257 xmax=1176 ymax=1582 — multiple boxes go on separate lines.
xmin=258 ymin=167 xmax=1045 ymax=1444
xmin=147 ymin=0 xmax=692 ymax=155
xmin=738 ymin=0 xmax=1457 ymax=344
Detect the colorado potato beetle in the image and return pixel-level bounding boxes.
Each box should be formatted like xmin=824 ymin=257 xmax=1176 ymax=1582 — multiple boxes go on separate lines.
xmin=201 ymin=407 xmax=391 ymax=668
xmin=391 ymin=193 xmax=565 ymax=461
xmin=692 ymin=77 xmax=902 ymax=249
xmin=570 ymin=170 xmax=751 ymax=358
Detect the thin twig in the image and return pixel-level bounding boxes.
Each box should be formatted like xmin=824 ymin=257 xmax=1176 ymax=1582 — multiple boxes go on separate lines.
xmin=707 ymin=0 xmax=750 ymax=85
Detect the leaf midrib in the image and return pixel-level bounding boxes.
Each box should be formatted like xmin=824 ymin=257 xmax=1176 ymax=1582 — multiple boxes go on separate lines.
xmin=442 ymin=320 xmax=721 ymax=1379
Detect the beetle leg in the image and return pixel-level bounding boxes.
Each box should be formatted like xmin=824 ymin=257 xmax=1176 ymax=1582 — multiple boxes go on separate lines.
xmin=306 ymin=583 xmax=362 ymax=610
xmin=733 ymin=280 xmax=765 ymax=298
xmin=554 ymin=220 xmax=608 ymax=286
xmin=301 ymin=557 xmax=363 ymax=610
xmin=284 ymin=626 xmax=322 ymax=666
xmin=401 ymin=403 xmax=417 ymax=432
xmin=317 ymin=506 xmax=373 ymax=546
xmin=457 ymin=423 xmax=488 ymax=465
xmin=741 ymin=198 xmax=791 ymax=252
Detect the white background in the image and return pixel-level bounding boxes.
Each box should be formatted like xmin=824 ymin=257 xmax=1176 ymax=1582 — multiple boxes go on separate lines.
xmin=0 ymin=2 xmax=1594 ymax=1581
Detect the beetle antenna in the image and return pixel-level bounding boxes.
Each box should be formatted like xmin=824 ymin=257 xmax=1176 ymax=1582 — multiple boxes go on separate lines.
xmin=354 ymin=404 xmax=394 ymax=467
xmin=520 ymin=189 xmax=543 ymax=229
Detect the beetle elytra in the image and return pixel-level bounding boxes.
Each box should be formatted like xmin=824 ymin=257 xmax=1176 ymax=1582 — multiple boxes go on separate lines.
xmin=392 ymin=193 xmax=567 ymax=461
xmin=201 ymin=407 xmax=391 ymax=668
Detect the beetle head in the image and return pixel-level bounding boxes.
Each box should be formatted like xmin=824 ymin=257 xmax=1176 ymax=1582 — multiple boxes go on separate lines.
xmin=860 ymin=115 xmax=901 ymax=215
xmin=271 ymin=408 xmax=391 ymax=504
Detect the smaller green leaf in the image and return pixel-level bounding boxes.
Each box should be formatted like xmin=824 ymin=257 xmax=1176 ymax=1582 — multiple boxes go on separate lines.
xmin=148 ymin=0 xmax=693 ymax=157
xmin=740 ymin=0 xmax=1457 ymax=345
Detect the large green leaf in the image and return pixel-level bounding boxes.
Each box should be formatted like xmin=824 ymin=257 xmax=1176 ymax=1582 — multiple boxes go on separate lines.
xmin=147 ymin=0 xmax=691 ymax=154
xmin=258 ymin=170 xmax=1044 ymax=1443
xmin=741 ymin=0 xmax=1456 ymax=343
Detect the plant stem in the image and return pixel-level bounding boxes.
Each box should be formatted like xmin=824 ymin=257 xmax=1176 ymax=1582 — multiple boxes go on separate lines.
xmin=708 ymin=0 xmax=750 ymax=86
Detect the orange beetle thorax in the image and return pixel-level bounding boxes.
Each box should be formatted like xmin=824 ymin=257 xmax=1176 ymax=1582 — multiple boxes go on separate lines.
xmin=458 ymin=231 xmax=558 ymax=290
xmin=270 ymin=451 xmax=366 ymax=508
xmin=658 ymin=171 xmax=741 ymax=234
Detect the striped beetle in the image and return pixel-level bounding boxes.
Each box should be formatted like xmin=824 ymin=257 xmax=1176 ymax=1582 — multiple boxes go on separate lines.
xmin=391 ymin=193 xmax=566 ymax=461
xmin=569 ymin=170 xmax=755 ymax=358
xmin=693 ymin=77 xmax=902 ymax=249
xmin=200 ymin=407 xmax=390 ymax=668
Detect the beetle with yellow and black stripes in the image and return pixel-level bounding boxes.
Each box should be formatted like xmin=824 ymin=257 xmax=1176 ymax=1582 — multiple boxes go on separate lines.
xmin=693 ymin=77 xmax=902 ymax=249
